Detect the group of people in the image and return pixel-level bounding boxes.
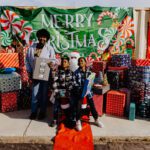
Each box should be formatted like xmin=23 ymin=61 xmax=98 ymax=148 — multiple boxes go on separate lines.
xmin=26 ymin=29 xmax=104 ymax=131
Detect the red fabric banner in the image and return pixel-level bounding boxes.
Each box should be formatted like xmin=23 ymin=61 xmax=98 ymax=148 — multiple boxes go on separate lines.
xmin=54 ymin=121 xmax=94 ymax=150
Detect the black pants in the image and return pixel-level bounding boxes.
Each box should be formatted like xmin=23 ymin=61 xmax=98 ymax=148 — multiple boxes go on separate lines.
xmin=53 ymin=97 xmax=72 ymax=122
xmin=71 ymin=92 xmax=98 ymax=121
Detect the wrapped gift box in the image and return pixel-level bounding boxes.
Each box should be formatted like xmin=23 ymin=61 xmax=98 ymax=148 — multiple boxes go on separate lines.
xmin=119 ymin=88 xmax=131 ymax=115
xmin=145 ymin=83 xmax=150 ymax=100
xmin=0 ymin=91 xmax=18 ymax=112
xmin=93 ymin=94 xmax=103 ymax=116
xmin=138 ymin=100 xmax=150 ymax=118
xmin=92 ymin=61 xmax=106 ymax=76
xmin=107 ymin=70 xmax=126 ymax=89
xmin=128 ymin=66 xmax=150 ymax=83
xmin=108 ymin=66 xmax=128 ymax=71
xmin=108 ymin=66 xmax=128 ymax=85
xmin=106 ymin=90 xmax=126 ymax=117
xmin=0 ymin=72 xmax=21 ymax=93
xmin=93 ymin=84 xmax=110 ymax=95
xmin=33 ymin=57 xmax=55 ymax=81
xmin=0 ymin=53 xmax=19 ymax=68
xmin=129 ymin=80 xmax=145 ymax=102
xmin=111 ymin=54 xmax=131 ymax=67
xmin=132 ymin=59 xmax=150 ymax=66
xmin=129 ymin=103 xmax=136 ymax=121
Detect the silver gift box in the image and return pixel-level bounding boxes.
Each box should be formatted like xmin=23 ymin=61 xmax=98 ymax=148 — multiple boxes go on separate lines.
xmin=33 ymin=57 xmax=55 ymax=81
xmin=0 ymin=72 xmax=21 ymax=93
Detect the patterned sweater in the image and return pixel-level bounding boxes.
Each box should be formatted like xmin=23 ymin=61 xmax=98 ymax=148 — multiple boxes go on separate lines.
xmin=52 ymin=67 xmax=73 ymax=109
xmin=73 ymin=67 xmax=92 ymax=90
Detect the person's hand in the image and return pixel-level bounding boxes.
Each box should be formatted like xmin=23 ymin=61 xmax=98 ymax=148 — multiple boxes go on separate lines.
xmin=16 ymin=42 xmax=24 ymax=53
xmin=48 ymin=62 xmax=54 ymax=69
xmin=28 ymin=72 xmax=32 ymax=79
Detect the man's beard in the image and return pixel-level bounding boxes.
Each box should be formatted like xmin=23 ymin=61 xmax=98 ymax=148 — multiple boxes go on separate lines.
xmin=69 ymin=59 xmax=78 ymax=72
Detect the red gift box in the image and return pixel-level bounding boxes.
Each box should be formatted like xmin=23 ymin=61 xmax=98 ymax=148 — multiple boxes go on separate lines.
xmin=0 ymin=53 xmax=19 ymax=68
xmin=132 ymin=59 xmax=150 ymax=66
xmin=108 ymin=66 xmax=128 ymax=70
xmin=0 ymin=91 xmax=18 ymax=112
xmin=106 ymin=90 xmax=126 ymax=117
xmin=92 ymin=94 xmax=103 ymax=116
xmin=92 ymin=61 xmax=107 ymax=76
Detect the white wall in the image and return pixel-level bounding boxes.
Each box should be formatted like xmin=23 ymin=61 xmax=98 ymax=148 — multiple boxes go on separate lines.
xmin=134 ymin=9 xmax=150 ymax=59
xmin=1 ymin=0 xmax=150 ymax=7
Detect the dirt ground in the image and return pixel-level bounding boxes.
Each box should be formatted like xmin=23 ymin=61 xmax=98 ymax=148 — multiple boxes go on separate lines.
xmin=0 ymin=137 xmax=149 ymax=150
xmin=0 ymin=142 xmax=150 ymax=150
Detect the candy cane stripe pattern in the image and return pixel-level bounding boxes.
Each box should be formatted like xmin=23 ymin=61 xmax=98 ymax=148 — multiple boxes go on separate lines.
xmin=86 ymin=56 xmax=94 ymax=67
xmin=0 ymin=31 xmax=12 ymax=46
xmin=126 ymin=38 xmax=135 ymax=47
xmin=18 ymin=20 xmax=32 ymax=40
xmin=118 ymin=16 xmax=134 ymax=39
xmin=0 ymin=53 xmax=19 ymax=68
xmin=0 ymin=10 xmax=21 ymax=34
xmin=113 ymin=35 xmax=125 ymax=47
xmin=97 ymin=11 xmax=116 ymax=26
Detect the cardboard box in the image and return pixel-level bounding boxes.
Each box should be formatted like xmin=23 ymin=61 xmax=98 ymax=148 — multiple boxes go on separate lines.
xmin=0 ymin=72 xmax=21 ymax=93
xmin=33 ymin=57 xmax=54 ymax=81
xmin=0 ymin=53 xmax=19 ymax=68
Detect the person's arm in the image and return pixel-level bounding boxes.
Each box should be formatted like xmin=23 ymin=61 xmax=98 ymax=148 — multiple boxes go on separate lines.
xmin=52 ymin=70 xmax=59 ymax=92
xmin=47 ymin=45 xmax=57 ymax=68
xmin=25 ymin=47 xmax=33 ymax=78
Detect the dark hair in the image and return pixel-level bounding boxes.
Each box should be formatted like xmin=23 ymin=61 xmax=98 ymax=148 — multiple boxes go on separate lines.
xmin=78 ymin=57 xmax=86 ymax=66
xmin=61 ymin=55 xmax=70 ymax=63
xmin=61 ymin=56 xmax=70 ymax=68
xmin=36 ymin=29 xmax=50 ymax=41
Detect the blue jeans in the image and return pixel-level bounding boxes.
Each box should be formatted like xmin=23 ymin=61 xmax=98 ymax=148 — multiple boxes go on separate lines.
xmin=31 ymin=80 xmax=49 ymax=113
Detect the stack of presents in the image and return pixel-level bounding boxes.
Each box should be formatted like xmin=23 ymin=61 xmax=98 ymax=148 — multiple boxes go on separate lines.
xmin=0 ymin=50 xmax=31 ymax=112
xmin=0 ymin=50 xmax=149 ymax=121
xmin=92 ymin=54 xmax=150 ymax=120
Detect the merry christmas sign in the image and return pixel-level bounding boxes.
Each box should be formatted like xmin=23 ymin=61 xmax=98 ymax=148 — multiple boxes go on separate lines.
xmin=0 ymin=6 xmax=134 ymax=59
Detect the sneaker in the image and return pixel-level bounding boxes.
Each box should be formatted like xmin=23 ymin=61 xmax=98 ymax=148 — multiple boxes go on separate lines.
xmin=29 ymin=112 xmax=37 ymax=120
xmin=95 ymin=119 xmax=104 ymax=128
xmin=76 ymin=120 xmax=82 ymax=131
xmin=49 ymin=120 xmax=57 ymax=127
